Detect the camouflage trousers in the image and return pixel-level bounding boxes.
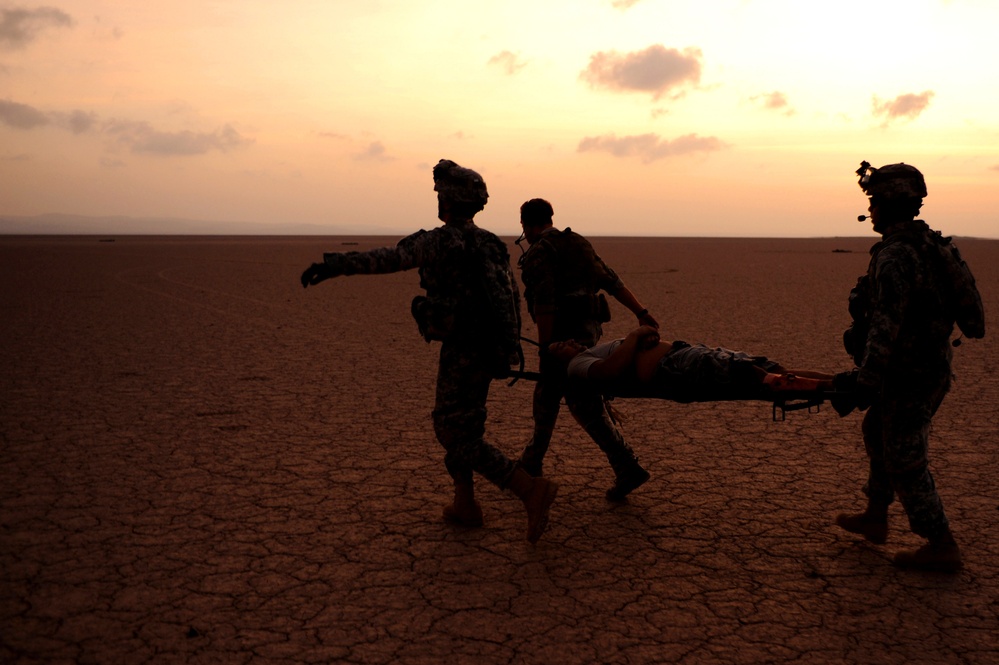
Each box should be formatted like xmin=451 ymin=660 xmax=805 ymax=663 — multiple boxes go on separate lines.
xmin=432 ymin=341 xmax=516 ymax=488
xmin=861 ymin=367 xmax=952 ymax=539
xmin=520 ymin=356 xmax=640 ymax=477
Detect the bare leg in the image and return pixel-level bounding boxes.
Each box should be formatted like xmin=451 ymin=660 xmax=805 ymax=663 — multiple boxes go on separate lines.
xmin=784 ymin=369 xmax=835 ymax=380
xmin=762 ymin=370 xmax=835 ymax=392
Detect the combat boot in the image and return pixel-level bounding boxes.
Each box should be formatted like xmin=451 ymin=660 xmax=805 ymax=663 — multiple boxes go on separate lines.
xmin=508 ymin=468 xmax=558 ymax=543
xmin=894 ymin=531 xmax=963 ymax=573
xmin=835 ymin=504 xmax=889 ymax=544
xmin=442 ymin=482 xmax=483 ymax=528
xmin=606 ymin=461 xmax=650 ymax=502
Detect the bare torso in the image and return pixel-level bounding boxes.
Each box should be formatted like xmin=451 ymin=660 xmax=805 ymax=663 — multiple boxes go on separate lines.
xmin=632 ymin=342 xmax=676 ymax=383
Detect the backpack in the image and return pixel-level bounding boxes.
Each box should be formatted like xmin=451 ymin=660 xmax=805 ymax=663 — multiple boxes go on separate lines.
xmin=925 ymin=230 xmax=985 ymax=340
xmin=409 ymin=225 xmax=523 ymax=368
xmin=520 ymin=227 xmax=612 ymax=324
xmin=462 ymin=227 xmax=523 ymax=367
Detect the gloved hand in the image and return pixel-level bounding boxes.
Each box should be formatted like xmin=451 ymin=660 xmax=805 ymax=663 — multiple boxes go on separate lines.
xmin=830 ymin=369 xmax=856 ymax=416
xmin=301 ymin=262 xmax=334 ymax=288
xmin=830 ymin=368 xmax=875 ymax=417
xmin=853 ymin=371 xmax=879 ymax=412
xmin=537 ymin=344 xmax=565 ymax=379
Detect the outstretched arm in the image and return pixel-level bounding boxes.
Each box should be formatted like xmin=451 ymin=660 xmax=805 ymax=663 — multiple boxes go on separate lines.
xmin=300 ymin=231 xmax=429 ymax=288
xmin=611 ymin=285 xmax=659 ymax=329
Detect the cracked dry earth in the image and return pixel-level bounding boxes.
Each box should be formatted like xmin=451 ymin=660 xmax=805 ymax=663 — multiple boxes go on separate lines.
xmin=2 ymin=235 xmax=997 ymax=665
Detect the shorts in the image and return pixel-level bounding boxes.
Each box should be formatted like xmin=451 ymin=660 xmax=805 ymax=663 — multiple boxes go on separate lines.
xmin=652 ymin=341 xmax=781 ymax=401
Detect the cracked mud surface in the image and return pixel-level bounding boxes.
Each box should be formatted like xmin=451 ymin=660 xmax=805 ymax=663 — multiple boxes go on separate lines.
xmin=2 ymin=236 xmax=997 ymax=664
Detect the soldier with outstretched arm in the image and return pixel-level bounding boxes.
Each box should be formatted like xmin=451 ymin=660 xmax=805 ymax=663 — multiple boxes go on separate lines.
xmin=301 ymin=160 xmax=558 ymax=543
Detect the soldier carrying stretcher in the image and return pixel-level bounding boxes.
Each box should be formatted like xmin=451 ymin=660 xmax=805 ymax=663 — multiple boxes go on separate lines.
xmin=516 ymin=198 xmax=658 ymax=501
xmin=834 ymin=160 xmax=985 ymax=573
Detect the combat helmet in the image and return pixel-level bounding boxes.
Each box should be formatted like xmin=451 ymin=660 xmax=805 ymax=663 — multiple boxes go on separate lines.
xmin=856 ymin=161 xmax=927 ymax=202
xmin=433 ymin=159 xmax=489 ymax=208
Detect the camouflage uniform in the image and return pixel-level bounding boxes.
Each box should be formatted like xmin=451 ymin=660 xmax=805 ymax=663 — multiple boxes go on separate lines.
xmin=323 ymin=222 xmax=523 ymax=488
xmin=846 ymin=222 xmax=967 ymax=539
xmin=518 ymin=227 xmax=641 ymax=476
xmin=835 ymin=161 xmax=985 ymax=569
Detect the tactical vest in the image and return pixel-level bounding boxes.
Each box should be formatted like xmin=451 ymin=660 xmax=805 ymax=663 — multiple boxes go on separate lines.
xmin=408 ymin=225 xmax=523 ymax=366
xmin=519 ymin=228 xmax=612 ymax=324
xmin=844 ymin=223 xmax=985 ymax=362
xmin=930 ymin=232 xmax=986 ymax=340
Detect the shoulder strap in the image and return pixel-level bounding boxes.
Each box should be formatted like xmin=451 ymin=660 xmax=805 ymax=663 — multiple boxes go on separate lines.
xmin=883 ymin=225 xmax=986 ymax=341
xmin=928 ymin=232 xmax=986 ymax=339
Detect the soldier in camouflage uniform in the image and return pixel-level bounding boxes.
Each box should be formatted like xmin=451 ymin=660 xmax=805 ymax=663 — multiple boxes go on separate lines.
xmin=516 ymin=198 xmax=659 ymax=501
xmin=835 ymin=161 xmax=985 ymax=572
xmin=301 ymin=160 xmax=558 ymax=543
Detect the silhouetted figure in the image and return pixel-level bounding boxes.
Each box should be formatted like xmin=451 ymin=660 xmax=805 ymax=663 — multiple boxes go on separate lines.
xmin=516 ymin=198 xmax=658 ymax=501
xmin=301 ymin=160 xmax=558 ymax=543
xmin=835 ymin=161 xmax=985 ymax=572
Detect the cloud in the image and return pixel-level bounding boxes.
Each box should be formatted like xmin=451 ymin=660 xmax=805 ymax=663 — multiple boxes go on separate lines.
xmin=54 ymin=109 xmax=99 ymax=134
xmin=750 ymin=90 xmax=795 ymax=116
xmin=1 ymin=101 xmax=99 ymax=134
xmin=577 ymin=132 xmax=726 ymax=163
xmin=92 ymin=15 xmax=123 ymax=41
xmin=0 ymin=6 xmax=73 ymax=50
xmin=0 ymin=99 xmax=50 ymax=128
xmin=0 ymin=97 xmax=254 ymax=157
xmin=580 ymin=45 xmax=702 ymax=100
xmin=611 ymin=0 xmax=643 ymax=8
xmin=989 ymin=164 xmax=999 ymax=172
xmin=353 ymin=141 xmax=393 ymax=162
xmin=488 ymin=50 xmax=528 ymax=75
xmin=872 ymin=90 xmax=934 ymax=124
xmin=105 ymin=120 xmax=254 ymax=155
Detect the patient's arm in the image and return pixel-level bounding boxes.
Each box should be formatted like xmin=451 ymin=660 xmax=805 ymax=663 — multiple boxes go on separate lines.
xmin=586 ymin=326 xmax=658 ymax=381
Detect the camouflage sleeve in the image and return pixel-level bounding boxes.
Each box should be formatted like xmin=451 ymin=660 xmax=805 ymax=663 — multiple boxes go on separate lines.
xmin=572 ymin=232 xmax=623 ymax=294
xmin=478 ymin=232 xmax=523 ymax=362
xmin=858 ymin=246 xmax=914 ymax=388
xmin=593 ymin=252 xmax=625 ymax=295
xmin=323 ymin=229 xmax=432 ymax=275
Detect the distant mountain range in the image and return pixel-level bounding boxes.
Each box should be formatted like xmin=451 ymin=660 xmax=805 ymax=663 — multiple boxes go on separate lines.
xmin=0 ymin=213 xmax=401 ymax=235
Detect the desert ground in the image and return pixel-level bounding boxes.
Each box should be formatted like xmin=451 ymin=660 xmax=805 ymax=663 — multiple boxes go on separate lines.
xmin=2 ymin=234 xmax=997 ymax=664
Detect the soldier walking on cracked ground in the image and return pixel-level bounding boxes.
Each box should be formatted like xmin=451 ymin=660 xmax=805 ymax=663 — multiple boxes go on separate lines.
xmin=835 ymin=160 xmax=985 ymax=572
xmin=301 ymin=160 xmax=558 ymax=543
xmin=516 ymin=198 xmax=658 ymax=501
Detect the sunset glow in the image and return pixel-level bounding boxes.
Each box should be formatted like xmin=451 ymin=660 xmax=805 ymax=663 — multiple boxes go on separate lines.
xmin=2 ymin=0 xmax=998 ymax=237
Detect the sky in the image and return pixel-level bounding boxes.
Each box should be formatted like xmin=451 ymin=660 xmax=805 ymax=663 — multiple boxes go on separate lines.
xmin=2 ymin=0 xmax=998 ymax=237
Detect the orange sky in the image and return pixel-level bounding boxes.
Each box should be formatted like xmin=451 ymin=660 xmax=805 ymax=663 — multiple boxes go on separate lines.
xmin=2 ymin=0 xmax=998 ymax=237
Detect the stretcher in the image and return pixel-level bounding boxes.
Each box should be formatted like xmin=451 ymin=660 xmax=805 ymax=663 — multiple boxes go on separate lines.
xmin=504 ymin=369 xmax=854 ymax=421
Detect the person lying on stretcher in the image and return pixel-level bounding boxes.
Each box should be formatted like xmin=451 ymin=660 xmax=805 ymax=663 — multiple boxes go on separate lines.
xmin=548 ymin=325 xmax=837 ymax=403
